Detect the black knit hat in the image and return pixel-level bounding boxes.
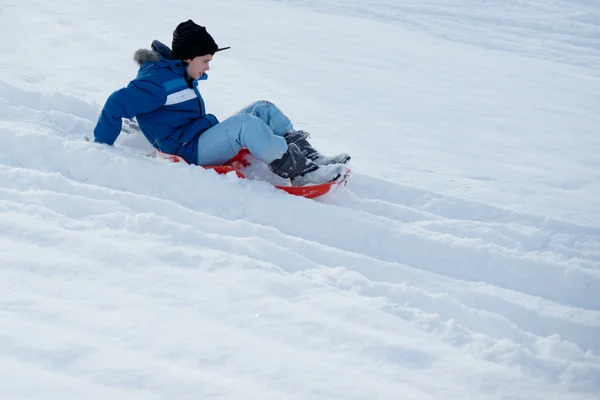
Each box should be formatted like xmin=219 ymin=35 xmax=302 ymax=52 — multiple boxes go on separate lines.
xmin=171 ymin=20 xmax=230 ymax=60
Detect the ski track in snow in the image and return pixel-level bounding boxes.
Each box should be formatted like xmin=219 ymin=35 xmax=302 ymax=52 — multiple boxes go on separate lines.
xmin=1 ymin=82 xmax=599 ymax=398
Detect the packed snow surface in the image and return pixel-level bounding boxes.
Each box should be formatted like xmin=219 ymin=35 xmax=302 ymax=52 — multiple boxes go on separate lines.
xmin=1 ymin=0 xmax=599 ymax=399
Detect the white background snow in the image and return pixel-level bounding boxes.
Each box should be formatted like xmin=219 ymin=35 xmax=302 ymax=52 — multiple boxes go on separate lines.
xmin=1 ymin=0 xmax=599 ymax=399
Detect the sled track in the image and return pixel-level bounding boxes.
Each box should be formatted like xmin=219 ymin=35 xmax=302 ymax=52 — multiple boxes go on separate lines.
xmin=1 ymin=82 xmax=599 ymax=395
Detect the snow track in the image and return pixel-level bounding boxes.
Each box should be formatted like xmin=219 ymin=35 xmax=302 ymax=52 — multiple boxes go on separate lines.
xmin=2 ymin=0 xmax=600 ymax=397
xmin=1 ymin=81 xmax=599 ymax=398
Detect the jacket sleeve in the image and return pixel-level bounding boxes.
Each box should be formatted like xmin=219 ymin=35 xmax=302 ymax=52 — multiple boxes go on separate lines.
xmin=93 ymin=79 xmax=167 ymax=145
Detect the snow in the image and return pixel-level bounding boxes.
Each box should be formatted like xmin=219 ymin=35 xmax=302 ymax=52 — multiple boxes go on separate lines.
xmin=1 ymin=0 xmax=600 ymax=399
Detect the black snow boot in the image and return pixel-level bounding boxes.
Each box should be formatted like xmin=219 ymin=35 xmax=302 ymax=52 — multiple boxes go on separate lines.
xmin=284 ymin=130 xmax=351 ymax=165
xmin=268 ymin=143 xmax=349 ymax=186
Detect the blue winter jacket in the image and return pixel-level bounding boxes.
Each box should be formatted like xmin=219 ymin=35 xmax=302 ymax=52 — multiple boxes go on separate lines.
xmin=93 ymin=40 xmax=218 ymax=164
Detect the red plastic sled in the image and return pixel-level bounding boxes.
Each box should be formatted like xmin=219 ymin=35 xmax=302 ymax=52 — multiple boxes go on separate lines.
xmin=146 ymin=148 xmax=349 ymax=199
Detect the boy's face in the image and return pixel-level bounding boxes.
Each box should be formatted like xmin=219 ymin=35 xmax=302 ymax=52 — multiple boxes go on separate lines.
xmin=184 ymin=54 xmax=213 ymax=79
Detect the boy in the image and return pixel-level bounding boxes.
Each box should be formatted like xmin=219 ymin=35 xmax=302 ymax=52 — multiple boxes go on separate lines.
xmin=94 ymin=20 xmax=350 ymax=186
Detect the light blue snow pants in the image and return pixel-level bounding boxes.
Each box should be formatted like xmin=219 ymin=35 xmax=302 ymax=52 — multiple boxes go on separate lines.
xmin=196 ymin=100 xmax=292 ymax=166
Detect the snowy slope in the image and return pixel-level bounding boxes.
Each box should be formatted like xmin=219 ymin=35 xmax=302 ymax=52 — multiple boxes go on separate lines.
xmin=1 ymin=0 xmax=600 ymax=399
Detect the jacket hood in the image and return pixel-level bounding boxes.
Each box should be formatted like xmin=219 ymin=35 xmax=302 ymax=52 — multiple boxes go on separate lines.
xmin=133 ymin=40 xmax=175 ymax=66
xmin=133 ymin=49 xmax=160 ymax=66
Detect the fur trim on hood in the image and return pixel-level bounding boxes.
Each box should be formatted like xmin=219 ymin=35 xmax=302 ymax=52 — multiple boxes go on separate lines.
xmin=133 ymin=49 xmax=160 ymax=66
